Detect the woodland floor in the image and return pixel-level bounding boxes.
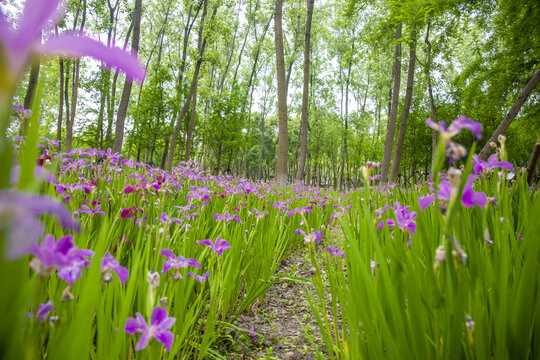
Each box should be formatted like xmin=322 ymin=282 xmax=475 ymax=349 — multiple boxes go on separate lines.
xmin=223 ymin=227 xmax=344 ymax=360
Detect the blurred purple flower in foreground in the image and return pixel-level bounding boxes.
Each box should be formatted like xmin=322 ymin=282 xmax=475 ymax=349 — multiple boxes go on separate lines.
xmin=197 ymin=238 xmax=231 ymax=256
xmin=472 ymin=154 xmax=514 ymax=175
xmin=0 ymin=0 xmax=145 ymax=93
xmin=101 ymin=253 xmax=129 ymax=285
xmin=427 ymin=116 xmax=482 ymax=164
xmin=125 ymin=306 xmax=175 ymax=352
xmin=426 ymin=115 xmax=482 ymax=141
xmin=0 ymin=191 xmax=79 ymax=260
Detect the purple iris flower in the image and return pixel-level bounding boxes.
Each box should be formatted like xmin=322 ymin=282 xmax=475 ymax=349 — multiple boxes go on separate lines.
xmin=393 ymin=202 xmax=417 ymax=234
xmin=272 ymin=200 xmax=290 ymax=213
xmin=250 ymin=208 xmax=268 ymax=219
xmin=186 ymin=271 xmax=210 ymax=283
xmin=377 ymin=219 xmax=395 ymax=230
xmin=12 ymin=104 xmax=31 ymax=117
xmin=213 ymin=211 xmax=241 ymax=224
xmin=1 ymin=191 xmax=79 ymax=260
xmin=0 ymin=0 xmax=145 ymax=93
xmin=57 ymin=248 xmax=94 ymax=285
xmin=240 ymin=325 xmax=258 ymax=341
xmin=160 ymin=249 xmax=200 ymax=279
xmin=419 ymin=175 xmax=487 ymax=211
xmin=35 ymin=300 xmax=54 ymax=323
xmin=294 ymin=229 xmax=325 ymax=245
xmin=326 ymin=246 xmax=345 ymax=258
xmin=155 ymin=213 xmax=182 ymax=225
xmin=101 ymin=253 xmax=129 ymax=285
xmin=472 ymin=154 xmax=514 ymax=175
xmin=418 ymin=194 xmax=437 ymax=211
xmin=286 ymin=206 xmax=311 ymax=217
xmin=461 ymin=175 xmax=487 ymax=208
xmin=197 ymin=238 xmax=231 ymax=256
xmin=76 ymin=204 xmax=105 ymax=217
xmin=124 ymin=306 xmax=176 ymax=352
xmin=29 ymin=234 xmax=82 ymax=275
xmin=426 ymin=115 xmax=482 ymax=140
xmin=426 ymin=116 xmax=482 ymax=163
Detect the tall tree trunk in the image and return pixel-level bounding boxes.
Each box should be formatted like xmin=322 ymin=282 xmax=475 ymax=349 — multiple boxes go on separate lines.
xmin=95 ymin=70 xmax=106 ymax=147
xmin=478 ymin=68 xmax=540 ymax=160
xmin=23 ymin=60 xmax=40 ymax=111
xmin=56 ymin=58 xmax=64 ymax=150
xmin=161 ymin=4 xmax=203 ymax=169
xmin=340 ymin=45 xmax=353 ymax=190
xmin=113 ymin=0 xmax=143 ymax=153
xmin=257 ymin=80 xmax=270 ymax=179
xmin=167 ymin=2 xmax=217 ymax=171
xmin=64 ymin=63 xmax=72 ymax=151
xmin=390 ymin=29 xmax=416 ymax=183
xmin=527 ymin=132 xmax=540 ymax=185
xmin=67 ymin=0 xmax=86 ymax=151
xmin=425 ymin=20 xmax=437 ymax=168
xmin=295 ymin=0 xmax=314 ymax=183
xmin=285 ymin=14 xmax=302 ymax=96
xmin=380 ymin=24 xmax=402 ymax=185
xmin=274 ymin=0 xmax=288 ymax=183
xmin=185 ymin=80 xmax=197 ymax=160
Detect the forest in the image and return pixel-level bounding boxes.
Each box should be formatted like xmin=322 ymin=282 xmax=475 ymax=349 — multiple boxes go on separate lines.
xmin=0 ymin=0 xmax=539 ymax=359
xmin=3 ymin=0 xmax=538 ymax=185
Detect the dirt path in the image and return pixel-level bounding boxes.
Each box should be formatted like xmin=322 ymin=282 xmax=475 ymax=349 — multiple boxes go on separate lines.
xmin=232 ymin=250 xmax=321 ymax=359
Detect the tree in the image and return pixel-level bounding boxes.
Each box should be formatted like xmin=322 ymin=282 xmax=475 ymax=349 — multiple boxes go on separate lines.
xmin=295 ymin=0 xmax=315 ymax=183
xmin=380 ymin=23 xmax=402 ymax=186
xmin=389 ymin=27 xmax=416 ymax=184
xmin=113 ymin=0 xmax=143 ymax=153
xmin=274 ymin=0 xmax=288 ymax=183
xmin=478 ymin=68 xmax=540 ymax=160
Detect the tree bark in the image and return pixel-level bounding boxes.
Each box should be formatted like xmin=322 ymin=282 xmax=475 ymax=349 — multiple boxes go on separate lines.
xmin=64 ymin=63 xmax=72 ymax=151
xmin=478 ymin=68 xmax=540 ymax=160
xmin=380 ymin=24 xmax=402 ymax=185
xmin=295 ymin=0 xmax=314 ymax=183
xmin=23 ymin=60 xmax=40 ymax=111
xmin=113 ymin=0 xmax=143 ymax=153
xmin=424 ymin=20 xmax=437 ymax=168
xmin=67 ymin=0 xmax=86 ymax=152
xmin=185 ymin=80 xmax=197 ymax=160
xmin=274 ymin=0 xmax=288 ymax=183
xmin=389 ymin=29 xmax=416 ymax=184
xmin=527 ymin=132 xmax=540 ymax=185
xmin=166 ymin=1 xmax=217 ymax=171
xmin=56 ymin=58 xmax=64 ymax=150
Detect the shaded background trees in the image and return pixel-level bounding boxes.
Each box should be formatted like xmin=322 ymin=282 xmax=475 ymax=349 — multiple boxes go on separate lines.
xmin=5 ymin=0 xmax=539 ymax=185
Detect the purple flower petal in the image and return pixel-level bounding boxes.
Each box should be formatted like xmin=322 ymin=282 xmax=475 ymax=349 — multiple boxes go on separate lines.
xmin=160 ymin=249 xmax=176 ymax=261
xmin=135 ymin=333 xmax=151 ymax=351
xmin=418 ymin=194 xmax=436 ymax=211
xmin=155 ymin=330 xmax=174 ymax=352
xmin=39 ymin=33 xmax=145 ymax=81
xmin=450 ymin=115 xmax=482 ymax=140
xmin=150 ymin=306 xmax=168 ymax=326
